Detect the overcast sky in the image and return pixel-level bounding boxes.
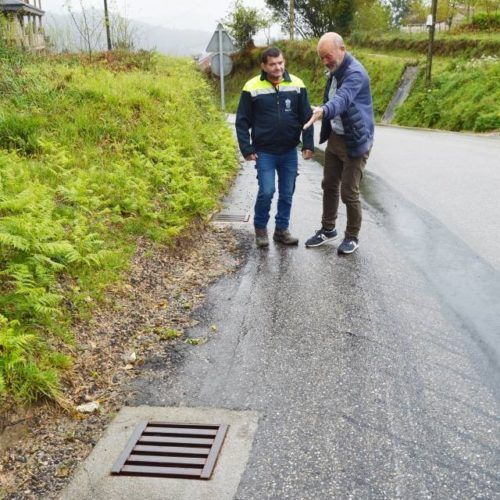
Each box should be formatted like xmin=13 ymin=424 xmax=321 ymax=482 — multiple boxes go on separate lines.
xmin=41 ymin=0 xmax=270 ymax=32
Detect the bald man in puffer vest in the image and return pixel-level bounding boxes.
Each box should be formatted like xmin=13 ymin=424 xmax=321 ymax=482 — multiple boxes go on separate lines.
xmin=304 ymin=33 xmax=375 ymax=255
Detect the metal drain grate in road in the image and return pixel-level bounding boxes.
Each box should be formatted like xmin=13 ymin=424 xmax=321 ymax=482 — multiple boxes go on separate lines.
xmin=212 ymin=213 xmax=250 ymax=223
xmin=111 ymin=421 xmax=228 ymax=480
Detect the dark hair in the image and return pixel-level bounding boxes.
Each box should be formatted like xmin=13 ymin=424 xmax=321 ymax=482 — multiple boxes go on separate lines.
xmin=261 ymin=47 xmax=282 ymax=64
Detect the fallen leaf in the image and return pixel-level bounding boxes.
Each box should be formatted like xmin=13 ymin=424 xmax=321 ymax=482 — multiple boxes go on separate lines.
xmin=55 ymin=465 xmax=70 ymax=477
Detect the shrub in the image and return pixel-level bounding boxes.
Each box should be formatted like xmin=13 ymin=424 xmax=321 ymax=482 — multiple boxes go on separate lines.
xmin=468 ymin=12 xmax=500 ymax=31
xmin=350 ymin=32 xmax=500 ymax=57
xmin=474 ymin=111 xmax=500 ymax=132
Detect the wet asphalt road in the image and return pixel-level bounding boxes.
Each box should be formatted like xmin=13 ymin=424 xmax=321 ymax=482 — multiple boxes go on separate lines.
xmin=131 ymin=125 xmax=499 ymax=499
xmin=369 ymin=126 xmax=500 ymax=272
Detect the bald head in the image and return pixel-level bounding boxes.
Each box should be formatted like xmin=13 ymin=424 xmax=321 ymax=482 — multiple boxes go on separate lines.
xmin=317 ymin=32 xmax=346 ymax=71
xmin=318 ymin=32 xmax=345 ymax=50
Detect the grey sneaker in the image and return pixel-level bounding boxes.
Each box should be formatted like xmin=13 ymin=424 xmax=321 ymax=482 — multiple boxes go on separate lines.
xmin=273 ymin=229 xmax=299 ymax=245
xmin=255 ymin=228 xmax=269 ymax=247
xmin=337 ymin=236 xmax=359 ymax=254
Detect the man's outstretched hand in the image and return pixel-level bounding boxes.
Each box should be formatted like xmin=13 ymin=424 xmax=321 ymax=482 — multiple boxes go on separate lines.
xmin=302 ymin=149 xmax=314 ymax=160
xmin=303 ymin=106 xmax=324 ymax=130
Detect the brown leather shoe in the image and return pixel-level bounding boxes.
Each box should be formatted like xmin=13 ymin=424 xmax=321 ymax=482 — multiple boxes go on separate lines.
xmin=273 ymin=229 xmax=299 ymax=245
xmin=255 ymin=228 xmax=269 ymax=247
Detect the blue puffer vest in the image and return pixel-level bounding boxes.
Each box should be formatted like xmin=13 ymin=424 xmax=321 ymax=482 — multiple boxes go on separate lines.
xmin=319 ymin=53 xmax=374 ymax=157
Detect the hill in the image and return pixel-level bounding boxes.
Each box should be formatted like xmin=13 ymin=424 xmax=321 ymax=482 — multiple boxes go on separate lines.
xmin=44 ymin=12 xmax=211 ymax=56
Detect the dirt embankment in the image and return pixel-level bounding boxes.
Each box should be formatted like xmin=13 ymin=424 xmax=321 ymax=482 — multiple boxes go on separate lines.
xmin=0 ymin=223 xmax=245 ymax=499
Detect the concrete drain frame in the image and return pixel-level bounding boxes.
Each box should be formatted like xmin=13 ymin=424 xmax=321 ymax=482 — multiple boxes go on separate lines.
xmin=60 ymin=406 xmax=259 ymax=500
xmin=111 ymin=421 xmax=228 ymax=480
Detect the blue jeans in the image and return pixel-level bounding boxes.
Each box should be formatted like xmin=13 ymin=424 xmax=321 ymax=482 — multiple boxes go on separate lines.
xmin=254 ymin=149 xmax=298 ymax=230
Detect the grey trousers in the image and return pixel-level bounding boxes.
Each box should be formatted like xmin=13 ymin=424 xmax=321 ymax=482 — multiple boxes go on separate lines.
xmin=321 ymin=133 xmax=370 ymax=239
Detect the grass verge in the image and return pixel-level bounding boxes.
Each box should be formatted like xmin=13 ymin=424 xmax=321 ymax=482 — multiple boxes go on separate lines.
xmin=0 ymin=50 xmax=237 ymax=405
xmin=351 ymin=31 xmax=500 ymax=57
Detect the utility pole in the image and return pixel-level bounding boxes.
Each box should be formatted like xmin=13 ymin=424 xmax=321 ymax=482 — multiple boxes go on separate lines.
xmin=103 ymin=0 xmax=112 ymax=51
xmin=289 ymin=0 xmax=294 ymax=40
xmin=425 ymin=0 xmax=438 ymax=87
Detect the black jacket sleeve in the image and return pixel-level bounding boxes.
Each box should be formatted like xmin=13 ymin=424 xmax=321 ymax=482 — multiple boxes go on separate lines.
xmin=299 ymin=87 xmax=314 ymax=151
xmin=235 ymin=90 xmax=255 ymax=157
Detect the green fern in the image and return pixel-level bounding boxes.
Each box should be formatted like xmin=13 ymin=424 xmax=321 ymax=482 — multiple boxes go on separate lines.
xmin=0 ymin=314 xmax=66 ymax=404
xmin=31 ymin=254 xmax=66 ymax=271
xmin=0 ymin=52 xmax=237 ymax=405
xmin=35 ymin=241 xmax=81 ymax=263
xmin=0 ymin=230 xmax=29 ymax=251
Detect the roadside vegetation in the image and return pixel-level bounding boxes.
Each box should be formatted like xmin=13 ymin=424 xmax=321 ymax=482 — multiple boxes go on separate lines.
xmin=218 ymin=1 xmax=499 ymax=133
xmin=0 ymin=47 xmax=237 ymax=405
xmin=352 ymin=30 xmax=500 ymax=58
xmin=220 ymin=36 xmax=499 ymax=132
xmin=395 ymin=54 xmax=499 ymax=131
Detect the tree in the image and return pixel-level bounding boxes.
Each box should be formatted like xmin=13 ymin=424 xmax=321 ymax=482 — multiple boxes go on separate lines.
xmin=260 ymin=9 xmax=276 ymax=45
xmin=110 ymin=11 xmax=137 ymax=51
xmin=352 ymin=0 xmax=392 ymax=34
xmin=385 ymin=0 xmax=413 ymax=26
xmin=398 ymin=0 xmax=427 ymax=25
xmin=61 ymin=0 xmax=138 ymax=54
xmin=436 ymin=0 xmax=460 ymax=28
xmin=103 ymin=0 xmax=112 ymax=50
xmin=265 ymin=0 xmax=357 ymax=37
xmin=223 ymin=0 xmax=267 ymax=50
xmin=65 ymin=0 xmax=104 ymax=59
xmin=474 ymin=0 xmax=500 ymax=16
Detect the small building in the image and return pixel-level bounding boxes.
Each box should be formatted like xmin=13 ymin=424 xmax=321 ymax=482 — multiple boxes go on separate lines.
xmin=0 ymin=0 xmax=45 ymax=50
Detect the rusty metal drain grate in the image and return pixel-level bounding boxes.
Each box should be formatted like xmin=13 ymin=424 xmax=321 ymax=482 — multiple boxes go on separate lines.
xmin=212 ymin=213 xmax=250 ymax=223
xmin=111 ymin=421 xmax=228 ymax=480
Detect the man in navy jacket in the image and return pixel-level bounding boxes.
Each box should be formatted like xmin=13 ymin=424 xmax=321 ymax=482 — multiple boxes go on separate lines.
xmin=304 ymin=32 xmax=374 ymax=255
xmin=236 ymin=47 xmax=314 ymax=248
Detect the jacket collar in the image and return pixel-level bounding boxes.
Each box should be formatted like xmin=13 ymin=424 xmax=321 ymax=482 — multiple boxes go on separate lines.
xmin=332 ymin=52 xmax=353 ymax=81
xmin=260 ymin=69 xmax=292 ymax=83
